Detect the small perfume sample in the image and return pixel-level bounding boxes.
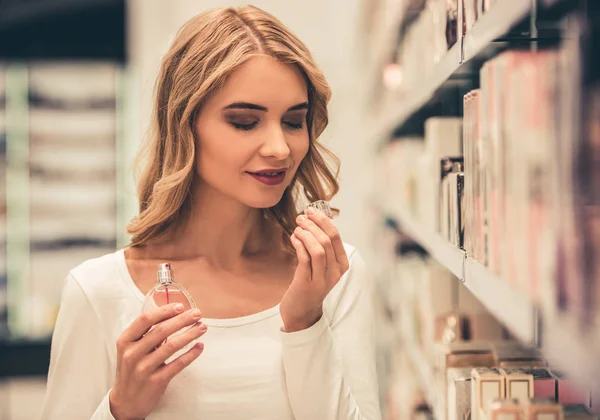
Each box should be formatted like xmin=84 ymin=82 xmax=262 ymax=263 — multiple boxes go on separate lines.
xmin=305 ymin=200 xmax=334 ymax=219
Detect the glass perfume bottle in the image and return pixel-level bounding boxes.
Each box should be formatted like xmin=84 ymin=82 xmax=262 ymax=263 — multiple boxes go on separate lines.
xmin=142 ymin=263 xmax=198 ymax=362
xmin=142 ymin=263 xmax=197 ymax=312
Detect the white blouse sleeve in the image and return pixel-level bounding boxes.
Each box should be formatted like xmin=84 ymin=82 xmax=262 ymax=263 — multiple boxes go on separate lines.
xmin=40 ymin=273 xmax=116 ymax=420
xmin=280 ymin=249 xmax=382 ymax=420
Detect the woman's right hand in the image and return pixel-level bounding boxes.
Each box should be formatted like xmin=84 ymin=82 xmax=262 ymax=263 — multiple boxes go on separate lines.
xmin=109 ymin=303 xmax=207 ymax=420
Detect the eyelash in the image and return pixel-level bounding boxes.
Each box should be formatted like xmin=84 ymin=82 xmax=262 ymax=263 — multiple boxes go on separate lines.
xmin=232 ymin=121 xmax=258 ymax=131
xmin=231 ymin=121 xmax=304 ymax=131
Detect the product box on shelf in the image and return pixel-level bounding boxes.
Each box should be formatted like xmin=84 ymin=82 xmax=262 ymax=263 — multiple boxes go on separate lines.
xmin=463 ymin=89 xmax=485 ymax=265
xmin=550 ymin=371 xmax=591 ymax=407
xmin=500 ymin=368 xmax=534 ymax=403
xmin=447 ymin=367 xmax=473 ymax=420
xmin=480 ymin=59 xmax=503 ymax=275
xmin=383 ymin=137 xmax=425 ymax=218
xmin=439 ymin=157 xmax=464 ymax=244
xmin=522 ymin=399 xmax=564 ymax=420
xmin=435 ymin=341 xmax=497 ymax=416
xmin=488 ymin=398 xmax=523 ymax=420
xmin=584 ymin=84 xmax=600 ymax=333
xmin=445 ymin=0 xmax=459 ymax=48
xmin=471 ymin=367 xmax=506 ymax=420
xmin=549 ymin=14 xmax=585 ymax=326
xmin=504 ymin=51 xmax=559 ymax=301
xmin=425 ymin=117 xmax=463 ymax=231
xmin=477 ymin=49 xmax=567 ymax=305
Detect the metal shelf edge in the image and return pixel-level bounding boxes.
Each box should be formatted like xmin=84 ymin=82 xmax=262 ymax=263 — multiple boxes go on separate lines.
xmin=463 ymin=259 xmax=536 ymax=344
xmin=462 ymin=0 xmax=532 ymax=62
xmin=394 ymin=208 xmax=464 ymax=278
xmin=393 ymin=208 xmax=536 ymax=344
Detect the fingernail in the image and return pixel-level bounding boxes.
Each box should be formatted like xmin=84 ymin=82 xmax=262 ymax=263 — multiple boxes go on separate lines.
xmin=306 ymin=208 xmax=315 ymax=215
xmin=191 ymin=309 xmax=202 ymax=319
xmin=198 ymin=323 xmax=207 ymax=331
xmin=296 ymin=215 xmax=306 ymax=222
xmin=295 ymin=227 xmax=303 ymax=234
xmin=174 ymin=303 xmax=184 ymax=312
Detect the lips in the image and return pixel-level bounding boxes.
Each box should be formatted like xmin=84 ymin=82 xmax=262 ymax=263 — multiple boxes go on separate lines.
xmin=246 ymin=169 xmax=287 ymax=186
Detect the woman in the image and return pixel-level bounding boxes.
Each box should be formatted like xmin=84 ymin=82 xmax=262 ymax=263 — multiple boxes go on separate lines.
xmin=41 ymin=5 xmax=380 ymax=420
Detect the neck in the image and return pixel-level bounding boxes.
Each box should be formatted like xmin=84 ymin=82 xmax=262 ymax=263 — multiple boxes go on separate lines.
xmin=144 ymin=178 xmax=277 ymax=269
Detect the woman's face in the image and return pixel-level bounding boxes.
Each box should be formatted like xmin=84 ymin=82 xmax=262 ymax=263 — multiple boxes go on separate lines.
xmin=194 ymin=55 xmax=310 ymax=209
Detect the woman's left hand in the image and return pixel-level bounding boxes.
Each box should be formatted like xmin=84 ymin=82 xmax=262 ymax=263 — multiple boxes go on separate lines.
xmin=279 ymin=207 xmax=350 ymax=333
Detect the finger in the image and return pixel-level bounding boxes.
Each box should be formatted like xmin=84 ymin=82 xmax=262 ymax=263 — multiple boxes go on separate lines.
xmin=120 ymin=303 xmax=185 ymax=343
xmin=290 ymin=233 xmax=311 ymax=276
xmin=154 ymin=342 xmax=205 ymax=383
xmin=306 ymin=208 xmax=349 ymax=271
xmin=137 ymin=308 xmax=203 ymax=353
xmin=296 ymin=214 xmax=336 ymax=267
xmin=142 ymin=322 xmax=208 ymax=373
xmin=294 ymin=227 xmax=327 ymax=278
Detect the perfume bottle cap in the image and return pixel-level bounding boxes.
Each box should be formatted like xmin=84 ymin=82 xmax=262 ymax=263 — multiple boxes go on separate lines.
xmin=157 ymin=263 xmax=174 ymax=285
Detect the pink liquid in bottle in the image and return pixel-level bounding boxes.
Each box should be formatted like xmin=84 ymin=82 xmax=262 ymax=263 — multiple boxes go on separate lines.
xmin=142 ymin=263 xmax=198 ymax=362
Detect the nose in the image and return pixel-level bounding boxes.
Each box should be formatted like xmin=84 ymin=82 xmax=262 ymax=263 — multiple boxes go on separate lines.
xmin=259 ymin=124 xmax=291 ymax=160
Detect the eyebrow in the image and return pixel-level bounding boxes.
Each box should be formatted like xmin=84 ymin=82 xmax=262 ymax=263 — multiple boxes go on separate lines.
xmin=223 ymin=101 xmax=309 ymax=112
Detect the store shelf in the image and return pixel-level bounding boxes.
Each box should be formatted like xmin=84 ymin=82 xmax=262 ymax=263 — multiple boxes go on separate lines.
xmin=372 ymin=42 xmax=461 ymax=143
xmin=392 ymin=207 xmax=536 ymax=345
xmin=464 ymin=259 xmax=536 ymax=345
xmin=371 ymin=0 xmax=533 ymax=142
xmin=394 ymin=208 xmax=464 ymax=279
xmin=461 ymin=0 xmax=532 ymax=63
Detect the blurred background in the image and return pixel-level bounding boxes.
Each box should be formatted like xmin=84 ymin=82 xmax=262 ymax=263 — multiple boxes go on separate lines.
xmin=0 ymin=0 xmax=599 ymax=419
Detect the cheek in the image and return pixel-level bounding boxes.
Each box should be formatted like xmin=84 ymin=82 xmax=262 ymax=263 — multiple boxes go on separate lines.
xmin=291 ymin=134 xmax=310 ymax=165
xmin=197 ymin=141 xmax=246 ymax=179
xmin=195 ymin=124 xmax=247 ymax=180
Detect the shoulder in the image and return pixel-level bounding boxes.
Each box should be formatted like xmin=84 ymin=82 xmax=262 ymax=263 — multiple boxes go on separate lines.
xmin=59 ymin=249 xmax=141 ymax=341
xmin=69 ymin=250 xmax=122 ymax=292
xmin=65 ymin=249 xmax=138 ymax=314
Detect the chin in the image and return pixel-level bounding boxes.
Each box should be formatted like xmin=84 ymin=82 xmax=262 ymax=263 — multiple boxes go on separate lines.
xmin=243 ymin=191 xmax=286 ymax=209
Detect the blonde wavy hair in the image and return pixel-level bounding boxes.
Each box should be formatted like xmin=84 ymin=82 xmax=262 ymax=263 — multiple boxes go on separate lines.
xmin=127 ymin=5 xmax=340 ymax=251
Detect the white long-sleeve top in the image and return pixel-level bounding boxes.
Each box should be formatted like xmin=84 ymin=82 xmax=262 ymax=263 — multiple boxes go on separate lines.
xmin=40 ymin=243 xmax=381 ymax=420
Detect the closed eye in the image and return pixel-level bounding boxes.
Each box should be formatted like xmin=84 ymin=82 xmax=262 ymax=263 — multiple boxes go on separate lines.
xmin=231 ymin=121 xmax=259 ymax=131
xmin=284 ymin=121 xmax=304 ymax=130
